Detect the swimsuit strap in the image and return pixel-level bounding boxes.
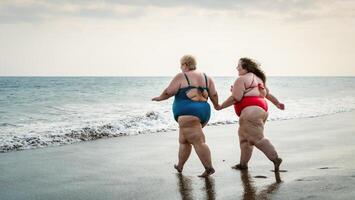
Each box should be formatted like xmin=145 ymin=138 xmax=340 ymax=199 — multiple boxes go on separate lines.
xmin=249 ymin=74 xmax=255 ymax=88
xmin=258 ymin=83 xmax=265 ymax=89
xmin=183 ymin=73 xmax=190 ymax=86
xmin=244 ymin=74 xmax=256 ymax=95
xmin=203 ymin=73 xmax=208 ymax=88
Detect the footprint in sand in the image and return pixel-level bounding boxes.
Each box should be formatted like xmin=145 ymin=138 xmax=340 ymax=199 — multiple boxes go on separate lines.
xmin=254 ymin=175 xmax=268 ymax=179
xmin=295 ymin=178 xmax=316 ymax=182
xmin=318 ymin=167 xmax=339 ymax=170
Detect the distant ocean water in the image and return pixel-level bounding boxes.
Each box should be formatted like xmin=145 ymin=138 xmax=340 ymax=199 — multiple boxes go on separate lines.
xmin=1 ymin=76 xmax=355 ymax=153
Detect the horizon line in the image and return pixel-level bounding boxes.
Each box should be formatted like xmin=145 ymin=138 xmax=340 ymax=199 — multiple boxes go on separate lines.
xmin=1 ymin=75 xmax=355 ymax=78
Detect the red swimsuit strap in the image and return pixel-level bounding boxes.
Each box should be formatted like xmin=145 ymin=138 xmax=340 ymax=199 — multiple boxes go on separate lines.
xmin=244 ymin=74 xmax=265 ymax=96
xmin=244 ymin=74 xmax=256 ymax=94
xmin=249 ymin=74 xmax=255 ymax=88
xmin=257 ymin=83 xmax=265 ymax=89
xmin=249 ymin=74 xmax=266 ymax=89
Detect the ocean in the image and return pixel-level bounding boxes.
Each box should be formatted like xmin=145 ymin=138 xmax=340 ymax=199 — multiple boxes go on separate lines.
xmin=1 ymin=76 xmax=355 ymax=153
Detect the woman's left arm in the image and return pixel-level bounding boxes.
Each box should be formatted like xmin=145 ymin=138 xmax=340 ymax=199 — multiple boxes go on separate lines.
xmin=265 ymin=87 xmax=285 ymax=110
xmin=152 ymin=74 xmax=182 ymax=101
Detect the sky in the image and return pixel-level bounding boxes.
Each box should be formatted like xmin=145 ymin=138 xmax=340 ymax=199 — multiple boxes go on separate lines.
xmin=0 ymin=0 xmax=354 ymax=76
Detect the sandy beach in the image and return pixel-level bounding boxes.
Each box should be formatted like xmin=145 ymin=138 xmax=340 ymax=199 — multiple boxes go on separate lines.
xmin=1 ymin=111 xmax=355 ymax=200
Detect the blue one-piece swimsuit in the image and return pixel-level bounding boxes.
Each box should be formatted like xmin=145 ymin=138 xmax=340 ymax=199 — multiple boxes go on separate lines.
xmin=172 ymin=73 xmax=211 ymax=124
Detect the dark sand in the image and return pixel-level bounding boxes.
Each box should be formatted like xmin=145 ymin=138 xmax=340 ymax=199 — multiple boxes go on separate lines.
xmin=1 ymin=111 xmax=355 ymax=200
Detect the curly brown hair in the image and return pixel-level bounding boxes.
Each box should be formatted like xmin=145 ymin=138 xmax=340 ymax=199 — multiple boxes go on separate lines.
xmin=240 ymin=57 xmax=266 ymax=83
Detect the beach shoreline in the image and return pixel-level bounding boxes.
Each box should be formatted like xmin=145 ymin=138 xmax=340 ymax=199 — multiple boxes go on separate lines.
xmin=1 ymin=111 xmax=355 ymax=199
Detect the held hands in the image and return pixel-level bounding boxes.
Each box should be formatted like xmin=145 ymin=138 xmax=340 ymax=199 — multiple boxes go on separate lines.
xmin=214 ymin=104 xmax=222 ymax=111
xmin=277 ymin=103 xmax=285 ymax=110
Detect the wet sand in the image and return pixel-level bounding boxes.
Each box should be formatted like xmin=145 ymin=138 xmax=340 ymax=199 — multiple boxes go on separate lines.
xmin=1 ymin=111 xmax=355 ymax=200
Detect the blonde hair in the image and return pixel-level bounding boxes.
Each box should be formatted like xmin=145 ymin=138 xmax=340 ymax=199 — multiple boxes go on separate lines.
xmin=180 ymin=55 xmax=197 ymax=70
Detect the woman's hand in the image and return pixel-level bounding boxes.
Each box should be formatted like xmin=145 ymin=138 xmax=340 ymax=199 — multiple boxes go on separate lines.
xmin=151 ymin=96 xmax=161 ymax=101
xmin=214 ymin=104 xmax=222 ymax=111
xmin=277 ymin=103 xmax=285 ymax=110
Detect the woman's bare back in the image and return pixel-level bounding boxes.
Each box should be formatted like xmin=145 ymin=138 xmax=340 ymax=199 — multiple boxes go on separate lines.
xmin=182 ymin=71 xmax=209 ymax=102
xmin=242 ymin=73 xmax=267 ymax=97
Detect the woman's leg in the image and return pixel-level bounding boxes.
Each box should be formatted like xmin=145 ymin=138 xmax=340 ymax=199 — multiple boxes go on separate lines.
xmin=236 ymin=126 xmax=254 ymax=168
xmin=240 ymin=107 xmax=282 ymax=170
xmin=178 ymin=116 xmax=214 ymax=177
xmin=254 ymin=138 xmax=282 ymax=171
xmin=175 ymin=128 xmax=192 ymax=172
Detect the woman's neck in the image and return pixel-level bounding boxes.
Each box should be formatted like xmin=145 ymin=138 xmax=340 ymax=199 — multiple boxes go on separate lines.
xmin=182 ymin=69 xmax=194 ymax=73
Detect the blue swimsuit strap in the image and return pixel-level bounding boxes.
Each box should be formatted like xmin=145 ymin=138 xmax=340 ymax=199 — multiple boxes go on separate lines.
xmin=183 ymin=73 xmax=209 ymax=91
xmin=183 ymin=73 xmax=191 ymax=86
xmin=204 ymin=73 xmax=210 ymax=97
xmin=203 ymin=73 xmax=208 ymax=89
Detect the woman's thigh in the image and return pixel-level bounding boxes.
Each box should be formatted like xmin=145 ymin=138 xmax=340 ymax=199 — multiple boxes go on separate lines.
xmin=238 ymin=127 xmax=248 ymax=143
xmin=178 ymin=116 xmax=205 ymax=144
xmin=239 ymin=107 xmax=267 ymax=144
xmin=179 ymin=128 xmax=188 ymax=144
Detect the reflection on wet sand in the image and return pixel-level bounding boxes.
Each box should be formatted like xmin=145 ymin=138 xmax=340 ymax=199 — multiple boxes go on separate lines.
xmin=176 ymin=171 xmax=281 ymax=200
xmin=176 ymin=174 xmax=216 ymax=200
xmin=202 ymin=176 xmax=215 ymax=200
xmin=176 ymin=174 xmax=194 ymax=200
xmin=240 ymin=170 xmax=282 ymax=200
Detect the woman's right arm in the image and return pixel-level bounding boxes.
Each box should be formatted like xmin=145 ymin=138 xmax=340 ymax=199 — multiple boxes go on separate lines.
xmin=152 ymin=73 xmax=182 ymax=101
xmin=220 ymin=77 xmax=245 ymax=109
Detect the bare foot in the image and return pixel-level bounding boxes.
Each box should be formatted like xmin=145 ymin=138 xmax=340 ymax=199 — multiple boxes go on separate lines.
xmin=231 ymin=164 xmax=248 ymax=170
xmin=174 ymin=164 xmax=183 ymax=173
xmin=198 ymin=168 xmax=215 ymax=177
xmin=273 ymin=158 xmax=282 ymax=172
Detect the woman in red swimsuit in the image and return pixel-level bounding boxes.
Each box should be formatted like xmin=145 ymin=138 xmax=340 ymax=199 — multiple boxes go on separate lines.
xmin=218 ymin=58 xmax=285 ymax=171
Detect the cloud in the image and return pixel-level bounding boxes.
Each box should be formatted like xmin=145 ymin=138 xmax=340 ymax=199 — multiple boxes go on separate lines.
xmin=0 ymin=0 xmax=145 ymax=23
xmin=0 ymin=0 xmax=354 ymax=24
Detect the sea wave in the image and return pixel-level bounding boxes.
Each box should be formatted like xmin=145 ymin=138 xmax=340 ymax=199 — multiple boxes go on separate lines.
xmin=1 ymin=103 xmax=354 ymax=153
xmin=0 ymin=111 xmax=177 ymax=152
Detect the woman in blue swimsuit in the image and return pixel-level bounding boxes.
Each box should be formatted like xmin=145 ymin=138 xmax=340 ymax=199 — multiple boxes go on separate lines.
xmin=152 ymin=55 xmax=220 ymax=177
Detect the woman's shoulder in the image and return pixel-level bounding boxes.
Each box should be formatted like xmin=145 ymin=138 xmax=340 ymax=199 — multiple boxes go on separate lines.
xmin=234 ymin=73 xmax=252 ymax=87
xmin=237 ymin=73 xmax=250 ymax=81
xmin=171 ymin=72 xmax=185 ymax=82
xmin=173 ymin=72 xmax=185 ymax=77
